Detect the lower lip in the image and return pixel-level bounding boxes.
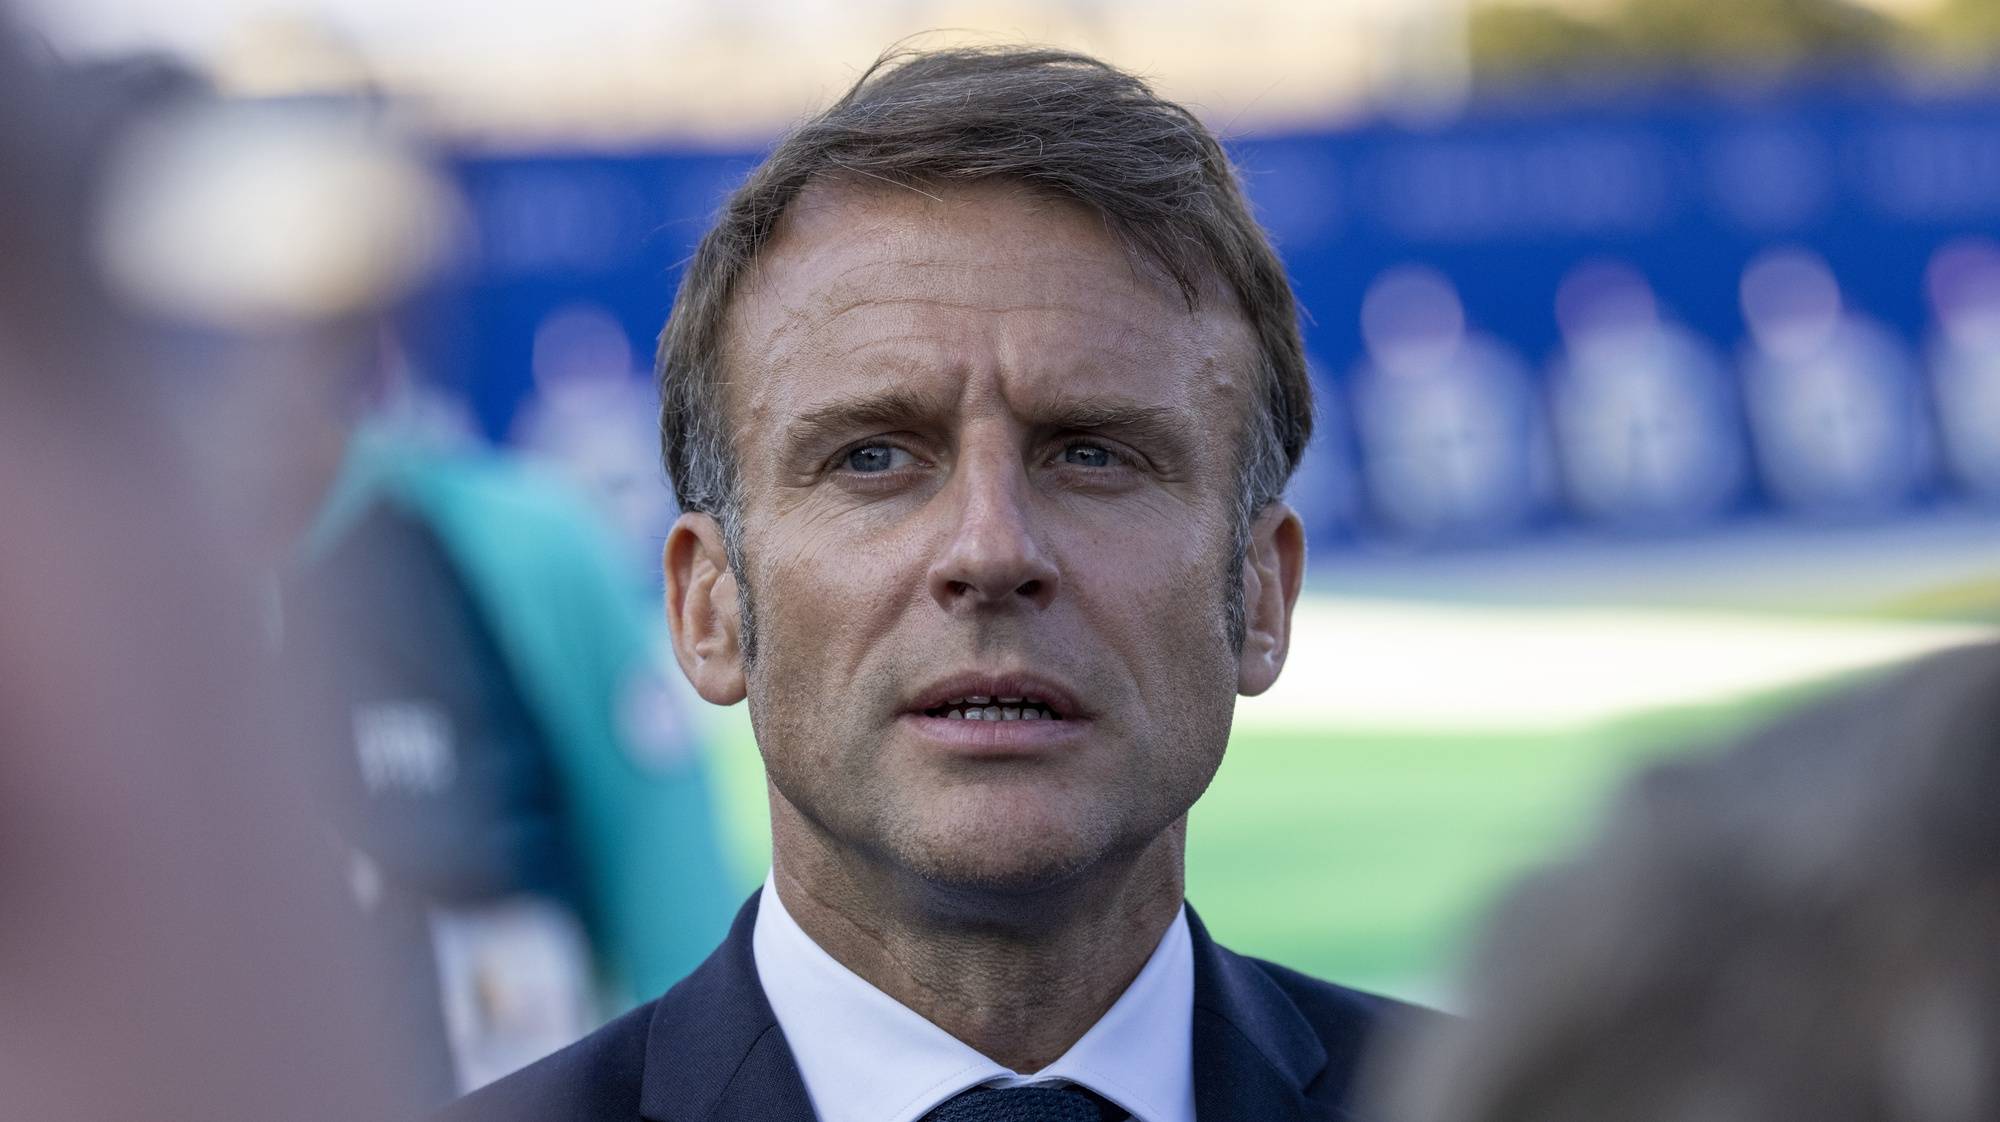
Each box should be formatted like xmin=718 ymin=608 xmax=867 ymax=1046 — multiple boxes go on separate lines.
xmin=897 ymin=712 xmax=1089 ymax=755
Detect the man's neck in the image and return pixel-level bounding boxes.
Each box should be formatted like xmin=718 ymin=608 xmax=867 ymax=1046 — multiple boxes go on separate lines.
xmin=769 ymin=804 xmax=1187 ymax=1073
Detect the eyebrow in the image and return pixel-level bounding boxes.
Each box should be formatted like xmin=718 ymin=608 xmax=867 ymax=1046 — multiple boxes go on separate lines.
xmin=1026 ymin=394 xmax=1197 ymax=451
xmin=780 ymin=386 xmax=960 ymax=461
xmin=777 ymin=385 xmax=1206 ymax=467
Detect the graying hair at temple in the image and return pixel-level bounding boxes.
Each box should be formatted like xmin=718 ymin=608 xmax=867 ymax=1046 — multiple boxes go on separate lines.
xmin=654 ymin=45 xmax=1313 ymax=651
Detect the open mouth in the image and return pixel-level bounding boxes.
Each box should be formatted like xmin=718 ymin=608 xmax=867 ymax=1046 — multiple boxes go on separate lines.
xmin=922 ymin=695 xmax=1064 ymax=722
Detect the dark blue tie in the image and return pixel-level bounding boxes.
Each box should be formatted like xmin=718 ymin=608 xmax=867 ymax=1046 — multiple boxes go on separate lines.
xmin=923 ymin=1084 xmax=1128 ymax=1122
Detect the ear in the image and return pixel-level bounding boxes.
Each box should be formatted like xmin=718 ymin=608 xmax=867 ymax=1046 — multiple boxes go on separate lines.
xmin=1237 ymin=501 xmax=1306 ymax=697
xmin=664 ymin=511 xmax=747 ymax=706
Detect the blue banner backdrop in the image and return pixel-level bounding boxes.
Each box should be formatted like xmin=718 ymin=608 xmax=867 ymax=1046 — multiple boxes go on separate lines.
xmin=414 ymin=84 xmax=2000 ymax=550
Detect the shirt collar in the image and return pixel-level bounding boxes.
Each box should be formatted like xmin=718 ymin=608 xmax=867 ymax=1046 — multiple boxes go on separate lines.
xmin=751 ymin=875 xmax=1195 ymax=1122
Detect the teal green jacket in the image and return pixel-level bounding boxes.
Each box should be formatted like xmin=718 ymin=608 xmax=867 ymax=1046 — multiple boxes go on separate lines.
xmin=312 ymin=429 xmax=737 ymax=1007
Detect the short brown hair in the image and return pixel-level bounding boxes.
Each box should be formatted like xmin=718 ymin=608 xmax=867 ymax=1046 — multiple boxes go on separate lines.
xmin=656 ymin=44 xmax=1312 ymax=633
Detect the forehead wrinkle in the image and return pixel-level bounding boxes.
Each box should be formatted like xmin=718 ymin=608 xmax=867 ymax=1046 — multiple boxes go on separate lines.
xmin=724 ymin=204 xmax=938 ymax=370
xmin=738 ymin=268 xmax=982 ymax=374
xmin=775 ymin=240 xmax=1182 ymax=331
xmin=806 ymin=268 xmax=1189 ymax=355
xmin=741 ymin=189 xmax=1215 ymax=373
xmin=1018 ymin=387 xmax=1194 ymax=427
xmin=770 ymin=287 xmax=1190 ymax=388
xmin=806 ymin=294 xmax=1168 ymax=346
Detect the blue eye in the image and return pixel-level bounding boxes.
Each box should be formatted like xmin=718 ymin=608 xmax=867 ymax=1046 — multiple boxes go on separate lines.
xmin=1062 ymin=444 xmax=1116 ymax=468
xmin=844 ymin=445 xmax=910 ymax=473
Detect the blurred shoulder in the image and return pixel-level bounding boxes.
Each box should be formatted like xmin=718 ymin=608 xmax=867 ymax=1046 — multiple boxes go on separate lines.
xmin=1757 ymin=639 xmax=2000 ymax=745
xmin=1619 ymin=638 xmax=2000 ymax=830
xmin=433 ymin=998 xmax=655 ymax=1122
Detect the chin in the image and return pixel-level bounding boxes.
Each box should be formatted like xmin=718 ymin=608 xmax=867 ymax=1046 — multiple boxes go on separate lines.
xmin=886 ymin=790 xmax=1124 ymax=898
xmin=904 ymin=845 xmax=1093 ymax=898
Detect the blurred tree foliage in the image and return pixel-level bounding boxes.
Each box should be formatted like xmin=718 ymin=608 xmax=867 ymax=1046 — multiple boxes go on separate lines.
xmin=1469 ymin=5 xmax=1624 ymax=75
xmin=1470 ymin=0 xmax=1898 ymax=78
xmin=1919 ymin=0 xmax=2000 ymax=63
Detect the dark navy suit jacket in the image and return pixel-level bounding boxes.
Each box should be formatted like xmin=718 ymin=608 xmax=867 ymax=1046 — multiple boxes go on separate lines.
xmin=440 ymin=893 xmax=1421 ymax=1121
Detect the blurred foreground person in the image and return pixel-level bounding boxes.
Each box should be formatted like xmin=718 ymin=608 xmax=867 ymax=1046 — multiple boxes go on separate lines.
xmin=88 ymin=73 xmax=735 ymax=1099
xmin=1377 ymin=643 xmax=2000 ymax=1122
xmin=0 ymin=21 xmax=416 ymax=1122
xmin=449 ymin=45 xmax=1431 ymax=1122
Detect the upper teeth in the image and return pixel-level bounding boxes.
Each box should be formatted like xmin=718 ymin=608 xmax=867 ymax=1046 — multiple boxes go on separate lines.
xmin=934 ymin=695 xmax=1057 ymax=720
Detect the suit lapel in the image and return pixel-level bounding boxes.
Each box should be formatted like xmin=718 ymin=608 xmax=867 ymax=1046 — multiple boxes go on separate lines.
xmin=1187 ymin=908 xmax=1333 ymax=1122
xmin=638 ymin=893 xmax=818 ymax=1122
xmin=631 ymin=896 xmax=1341 ymax=1121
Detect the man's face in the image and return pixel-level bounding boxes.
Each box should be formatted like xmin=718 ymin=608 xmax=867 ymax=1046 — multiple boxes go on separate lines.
xmin=686 ymin=180 xmax=1282 ymax=891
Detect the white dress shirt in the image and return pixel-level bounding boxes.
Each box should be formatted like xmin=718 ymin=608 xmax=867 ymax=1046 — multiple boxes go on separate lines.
xmin=751 ymin=876 xmax=1196 ymax=1122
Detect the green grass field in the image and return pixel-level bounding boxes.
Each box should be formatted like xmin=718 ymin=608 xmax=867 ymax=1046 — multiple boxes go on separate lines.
xmin=694 ymin=588 xmax=1994 ymax=1007
xmin=1178 ymin=698 xmax=1813 ymax=1001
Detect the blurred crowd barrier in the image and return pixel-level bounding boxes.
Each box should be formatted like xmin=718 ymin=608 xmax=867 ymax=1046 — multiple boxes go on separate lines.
xmin=417 ymin=82 xmax=2000 ymax=555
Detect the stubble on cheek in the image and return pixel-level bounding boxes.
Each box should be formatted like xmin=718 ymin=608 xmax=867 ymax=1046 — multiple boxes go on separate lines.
xmin=735 ymin=514 xmax=916 ymax=852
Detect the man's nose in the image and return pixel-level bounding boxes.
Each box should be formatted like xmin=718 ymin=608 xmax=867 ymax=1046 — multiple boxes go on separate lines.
xmin=927 ymin=459 xmax=1060 ymax=614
